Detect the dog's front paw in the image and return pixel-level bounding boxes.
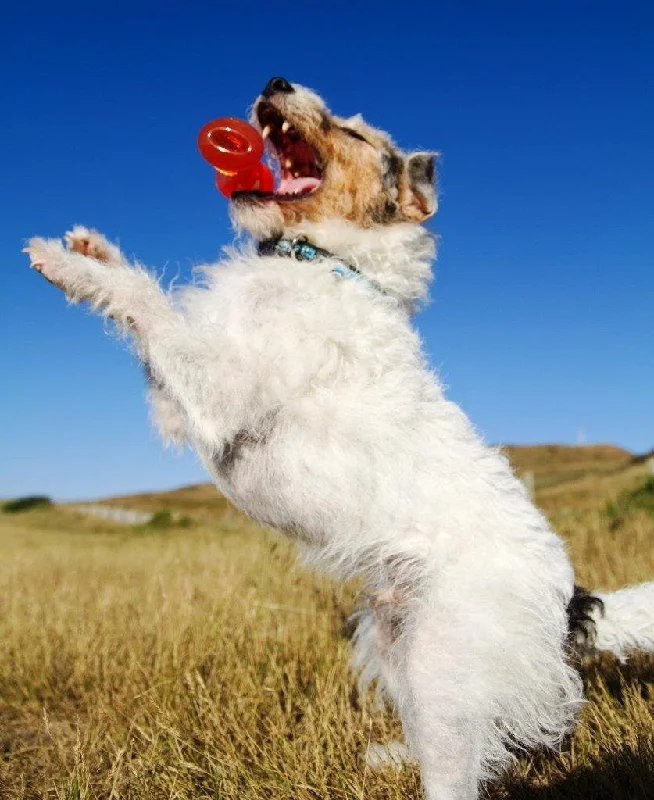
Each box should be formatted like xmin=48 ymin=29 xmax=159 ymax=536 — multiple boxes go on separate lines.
xmin=23 ymin=237 xmax=69 ymax=290
xmin=64 ymin=225 xmax=120 ymax=263
xmin=365 ymin=741 xmax=412 ymax=771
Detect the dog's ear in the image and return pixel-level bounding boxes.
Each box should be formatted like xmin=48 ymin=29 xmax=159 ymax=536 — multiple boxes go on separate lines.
xmin=400 ymin=152 xmax=438 ymax=221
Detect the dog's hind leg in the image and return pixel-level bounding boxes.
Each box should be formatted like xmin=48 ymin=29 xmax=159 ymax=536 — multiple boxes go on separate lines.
xmin=352 ymin=594 xmax=486 ymax=796
xmin=351 ymin=597 xmax=418 ymax=772
xmin=365 ymin=740 xmax=412 ymax=771
xmin=395 ymin=611 xmax=488 ymax=800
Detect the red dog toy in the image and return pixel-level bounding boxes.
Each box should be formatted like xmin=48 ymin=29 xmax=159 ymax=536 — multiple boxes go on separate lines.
xmin=198 ymin=117 xmax=274 ymax=198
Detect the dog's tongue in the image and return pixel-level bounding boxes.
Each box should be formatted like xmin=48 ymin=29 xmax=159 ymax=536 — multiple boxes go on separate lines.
xmin=277 ymin=176 xmax=321 ymax=196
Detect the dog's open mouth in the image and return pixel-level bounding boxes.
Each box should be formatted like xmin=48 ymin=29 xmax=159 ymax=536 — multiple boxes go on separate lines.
xmin=252 ymin=102 xmax=324 ymax=201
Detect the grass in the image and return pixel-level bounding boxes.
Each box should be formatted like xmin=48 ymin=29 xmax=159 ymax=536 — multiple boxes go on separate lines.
xmin=0 ymin=447 xmax=652 ymax=799
xmin=606 ymin=476 xmax=654 ymax=528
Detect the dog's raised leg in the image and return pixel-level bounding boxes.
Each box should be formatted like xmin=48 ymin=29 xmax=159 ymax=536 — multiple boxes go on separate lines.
xmin=144 ymin=365 xmax=189 ymax=447
xmin=47 ymin=228 xmax=189 ymax=446
xmin=24 ymin=232 xmax=233 ymax=448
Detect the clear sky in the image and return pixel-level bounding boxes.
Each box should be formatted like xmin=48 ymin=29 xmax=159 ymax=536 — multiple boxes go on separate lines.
xmin=1 ymin=3 xmax=652 ymax=501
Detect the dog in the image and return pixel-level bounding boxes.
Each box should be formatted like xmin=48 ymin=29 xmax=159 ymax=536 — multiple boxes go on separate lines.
xmin=25 ymin=77 xmax=654 ymax=800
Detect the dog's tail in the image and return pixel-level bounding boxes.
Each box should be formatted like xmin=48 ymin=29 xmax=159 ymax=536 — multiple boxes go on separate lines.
xmin=568 ymin=582 xmax=654 ymax=661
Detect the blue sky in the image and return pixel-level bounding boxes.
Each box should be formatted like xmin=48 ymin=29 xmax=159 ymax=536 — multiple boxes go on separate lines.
xmin=1 ymin=3 xmax=652 ymax=500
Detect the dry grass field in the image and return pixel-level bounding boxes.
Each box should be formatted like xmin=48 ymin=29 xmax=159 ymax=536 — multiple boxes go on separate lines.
xmin=1 ymin=445 xmax=652 ymax=799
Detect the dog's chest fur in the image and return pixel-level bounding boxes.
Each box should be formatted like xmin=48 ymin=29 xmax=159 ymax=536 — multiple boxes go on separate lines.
xmin=179 ymin=236 xmax=571 ymax=593
xmin=184 ymin=246 xmax=433 ymax=553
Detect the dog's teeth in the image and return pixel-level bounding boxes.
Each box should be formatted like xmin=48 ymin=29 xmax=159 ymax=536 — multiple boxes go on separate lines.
xmin=284 ymin=159 xmax=293 ymax=169
xmin=281 ymin=120 xmax=290 ymax=133
xmin=262 ymin=125 xmax=271 ymax=139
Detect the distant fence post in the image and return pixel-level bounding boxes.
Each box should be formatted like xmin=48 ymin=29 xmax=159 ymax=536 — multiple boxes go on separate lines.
xmin=522 ymin=471 xmax=535 ymax=499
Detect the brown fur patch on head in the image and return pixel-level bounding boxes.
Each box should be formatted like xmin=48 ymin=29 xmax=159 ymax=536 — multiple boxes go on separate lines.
xmin=231 ymin=83 xmax=438 ymax=237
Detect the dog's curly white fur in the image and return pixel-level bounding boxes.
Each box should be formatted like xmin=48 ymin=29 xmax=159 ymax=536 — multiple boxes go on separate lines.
xmin=25 ymin=80 xmax=654 ymax=800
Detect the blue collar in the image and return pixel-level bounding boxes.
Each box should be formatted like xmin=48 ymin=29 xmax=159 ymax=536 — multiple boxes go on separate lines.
xmin=257 ymin=236 xmax=382 ymax=293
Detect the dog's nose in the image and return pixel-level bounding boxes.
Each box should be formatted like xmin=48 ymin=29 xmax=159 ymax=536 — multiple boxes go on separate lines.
xmin=262 ymin=77 xmax=294 ymax=98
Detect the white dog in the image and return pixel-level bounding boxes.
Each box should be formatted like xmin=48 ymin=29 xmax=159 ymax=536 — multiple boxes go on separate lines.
xmin=25 ymin=78 xmax=654 ymax=800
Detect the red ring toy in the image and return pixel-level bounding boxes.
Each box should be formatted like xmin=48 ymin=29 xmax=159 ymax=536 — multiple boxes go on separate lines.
xmin=198 ymin=117 xmax=274 ymax=198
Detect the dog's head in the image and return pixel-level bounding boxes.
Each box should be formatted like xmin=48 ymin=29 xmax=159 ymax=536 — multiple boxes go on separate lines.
xmin=230 ymin=77 xmax=437 ymax=239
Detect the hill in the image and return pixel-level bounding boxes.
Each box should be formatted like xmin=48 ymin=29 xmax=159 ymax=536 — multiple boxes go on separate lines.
xmin=503 ymin=443 xmax=650 ymax=513
xmin=96 ymin=482 xmax=238 ymax=521
xmin=85 ymin=443 xmax=649 ymax=518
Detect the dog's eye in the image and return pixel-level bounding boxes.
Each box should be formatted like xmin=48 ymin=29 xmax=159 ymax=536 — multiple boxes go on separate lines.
xmin=340 ymin=126 xmax=369 ymax=143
